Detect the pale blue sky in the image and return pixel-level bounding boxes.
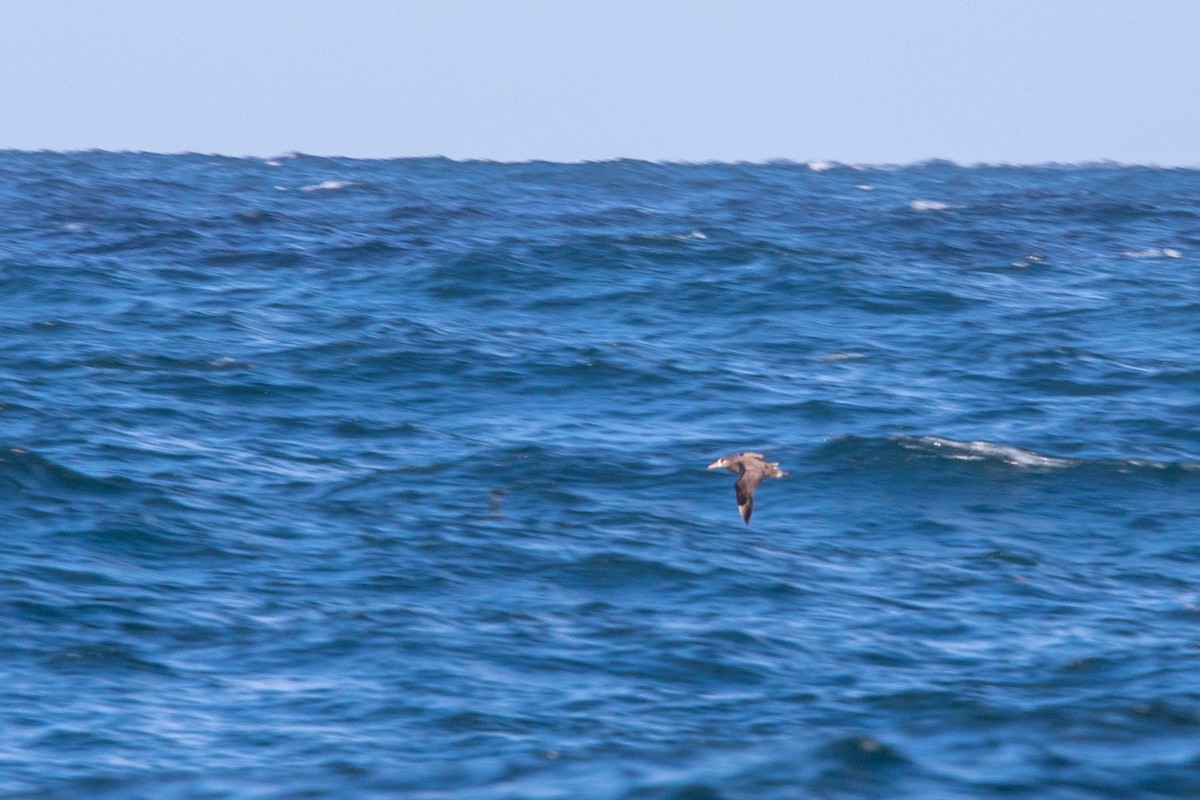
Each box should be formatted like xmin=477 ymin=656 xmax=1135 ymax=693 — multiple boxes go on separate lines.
xmin=2 ymin=1 xmax=1197 ymax=163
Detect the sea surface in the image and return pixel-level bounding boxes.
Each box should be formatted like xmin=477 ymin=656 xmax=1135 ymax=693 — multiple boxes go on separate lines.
xmin=2 ymin=151 xmax=1200 ymax=799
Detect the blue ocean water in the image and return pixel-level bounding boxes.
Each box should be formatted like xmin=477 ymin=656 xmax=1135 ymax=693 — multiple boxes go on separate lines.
xmin=2 ymin=151 xmax=1200 ymax=799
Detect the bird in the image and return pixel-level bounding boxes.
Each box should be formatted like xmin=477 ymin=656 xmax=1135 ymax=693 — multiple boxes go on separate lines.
xmin=707 ymin=452 xmax=787 ymax=524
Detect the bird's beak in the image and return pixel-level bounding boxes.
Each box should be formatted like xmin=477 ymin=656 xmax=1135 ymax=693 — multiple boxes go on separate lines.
xmin=707 ymin=460 xmax=722 ymax=469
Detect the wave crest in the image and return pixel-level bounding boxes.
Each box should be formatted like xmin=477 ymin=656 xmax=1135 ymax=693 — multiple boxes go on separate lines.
xmin=0 ymin=447 xmax=133 ymax=495
xmin=817 ymin=435 xmax=1200 ymax=474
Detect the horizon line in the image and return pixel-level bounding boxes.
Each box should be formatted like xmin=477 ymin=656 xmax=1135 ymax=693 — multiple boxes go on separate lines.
xmin=2 ymin=147 xmax=1197 ymax=170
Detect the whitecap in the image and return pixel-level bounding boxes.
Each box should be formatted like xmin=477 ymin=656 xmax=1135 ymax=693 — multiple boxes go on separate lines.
xmin=207 ymin=357 xmax=251 ymax=369
xmin=1121 ymin=248 xmax=1181 ymax=259
xmin=299 ymin=180 xmax=353 ymax=192
xmin=642 ymin=231 xmax=707 ymax=242
xmin=855 ymin=184 xmax=874 ymax=191
xmin=908 ymin=436 xmax=1075 ymax=468
xmin=1011 ymin=253 xmax=1046 ymax=269
xmin=909 ymin=199 xmax=951 ymax=212
xmin=807 ymin=160 xmax=836 ymax=172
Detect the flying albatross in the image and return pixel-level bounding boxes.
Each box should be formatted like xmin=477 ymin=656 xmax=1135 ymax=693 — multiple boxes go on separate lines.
xmin=707 ymin=452 xmax=787 ymax=524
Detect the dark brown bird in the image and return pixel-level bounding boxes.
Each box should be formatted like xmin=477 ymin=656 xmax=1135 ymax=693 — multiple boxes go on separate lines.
xmin=707 ymin=452 xmax=787 ymax=524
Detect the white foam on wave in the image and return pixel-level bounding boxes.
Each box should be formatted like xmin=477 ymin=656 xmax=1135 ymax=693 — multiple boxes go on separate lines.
xmin=1123 ymin=459 xmax=1200 ymax=472
xmin=642 ymin=231 xmax=707 ymax=243
xmin=807 ymin=160 xmax=836 ymax=172
xmin=299 ymin=180 xmax=353 ymax=192
xmin=908 ymin=436 xmax=1076 ymax=468
xmin=855 ymin=184 xmax=874 ymax=191
xmin=909 ymin=199 xmax=951 ymax=212
xmin=1121 ymin=248 xmax=1181 ymax=259
xmin=1011 ymin=253 xmax=1047 ymax=269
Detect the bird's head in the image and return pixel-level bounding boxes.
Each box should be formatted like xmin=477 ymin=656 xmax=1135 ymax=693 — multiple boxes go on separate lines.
xmin=707 ymin=456 xmax=731 ymax=470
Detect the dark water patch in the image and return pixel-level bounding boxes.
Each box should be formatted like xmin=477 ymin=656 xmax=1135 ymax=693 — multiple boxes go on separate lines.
xmin=0 ymin=447 xmax=137 ymax=497
xmin=318 ymin=237 xmax=411 ymax=264
xmin=199 ymin=248 xmax=312 ymax=270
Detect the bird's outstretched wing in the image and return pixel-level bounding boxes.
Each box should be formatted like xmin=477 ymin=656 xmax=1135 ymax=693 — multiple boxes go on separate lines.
xmin=734 ymin=472 xmax=763 ymax=524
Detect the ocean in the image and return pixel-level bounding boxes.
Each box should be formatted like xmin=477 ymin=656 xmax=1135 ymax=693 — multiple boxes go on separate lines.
xmin=2 ymin=151 xmax=1199 ymax=799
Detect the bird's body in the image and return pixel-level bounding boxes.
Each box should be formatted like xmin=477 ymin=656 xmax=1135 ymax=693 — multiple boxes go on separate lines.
xmin=707 ymin=452 xmax=787 ymax=524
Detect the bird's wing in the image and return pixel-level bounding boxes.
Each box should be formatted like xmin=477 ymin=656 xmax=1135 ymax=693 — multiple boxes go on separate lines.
xmin=734 ymin=470 xmax=764 ymax=524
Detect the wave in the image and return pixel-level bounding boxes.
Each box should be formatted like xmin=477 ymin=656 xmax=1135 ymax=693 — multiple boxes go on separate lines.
xmin=900 ymin=436 xmax=1077 ymax=468
xmin=814 ymin=435 xmax=1200 ymax=474
xmin=908 ymin=199 xmax=953 ymax=212
xmin=1121 ymin=247 xmax=1182 ymax=259
xmin=0 ymin=447 xmax=136 ymax=496
xmin=298 ymin=179 xmax=354 ymax=192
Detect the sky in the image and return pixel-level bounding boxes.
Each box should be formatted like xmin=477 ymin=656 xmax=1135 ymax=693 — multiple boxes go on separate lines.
xmin=1 ymin=0 xmax=1197 ymax=164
